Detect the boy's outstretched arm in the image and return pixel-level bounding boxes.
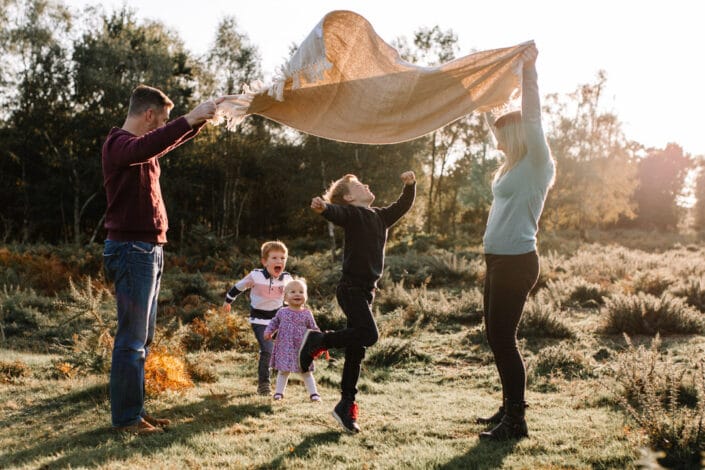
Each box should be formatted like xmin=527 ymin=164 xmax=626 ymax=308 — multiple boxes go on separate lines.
xmin=379 ymin=171 xmax=416 ymax=227
xmin=311 ymin=196 xmax=327 ymax=214
xmin=312 ymin=195 xmax=350 ymax=226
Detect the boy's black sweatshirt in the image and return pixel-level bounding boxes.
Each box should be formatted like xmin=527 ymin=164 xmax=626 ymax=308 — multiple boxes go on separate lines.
xmin=322 ymin=182 xmax=415 ymax=288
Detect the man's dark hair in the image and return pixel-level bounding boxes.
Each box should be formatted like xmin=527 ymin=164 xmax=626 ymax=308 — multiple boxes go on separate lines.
xmin=127 ymin=85 xmax=174 ymax=116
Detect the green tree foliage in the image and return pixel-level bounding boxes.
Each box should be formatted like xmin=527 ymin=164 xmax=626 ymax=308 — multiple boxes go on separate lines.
xmin=633 ymin=144 xmax=693 ymax=230
xmin=542 ymin=71 xmax=639 ymax=233
xmin=395 ymin=27 xmax=491 ymax=236
xmin=1 ymin=0 xmax=74 ymax=242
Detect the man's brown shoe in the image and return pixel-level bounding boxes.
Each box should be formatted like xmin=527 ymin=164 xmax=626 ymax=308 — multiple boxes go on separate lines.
xmin=115 ymin=418 xmax=164 ymax=435
xmin=142 ymin=413 xmax=171 ymax=428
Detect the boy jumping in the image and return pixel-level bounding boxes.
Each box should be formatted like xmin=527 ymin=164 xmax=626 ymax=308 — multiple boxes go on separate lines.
xmin=300 ymin=171 xmax=416 ymax=433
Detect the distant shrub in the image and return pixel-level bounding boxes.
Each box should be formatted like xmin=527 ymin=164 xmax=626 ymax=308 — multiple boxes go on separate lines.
xmin=425 ymin=250 xmax=480 ymax=286
xmin=612 ymin=334 xmax=705 ymax=468
xmin=519 ymin=296 xmax=575 ymax=339
xmin=365 ymin=337 xmax=430 ymax=368
xmin=183 ymin=308 xmax=252 ymax=352
xmin=311 ymin=299 xmax=347 ymax=332
xmin=186 ymin=359 xmax=219 ymax=383
xmin=0 ymin=285 xmax=55 ymax=337
xmin=0 ymin=360 xmax=31 ymax=383
xmin=631 ymin=270 xmax=674 ymax=297
xmin=450 ymin=288 xmax=484 ymax=324
xmin=669 ymin=277 xmax=705 ymax=312
xmin=0 ymin=247 xmax=66 ymax=293
xmin=167 ymin=271 xmax=213 ymax=301
xmin=531 ymin=344 xmax=594 ymax=380
xmin=286 ymin=252 xmax=339 ymax=298
xmin=377 ymin=281 xmax=414 ymax=313
xmin=401 ymin=287 xmax=465 ymax=330
xmin=533 ymin=250 xmax=566 ymax=291
xmin=569 ymin=280 xmax=609 ymax=307
xmin=544 ymin=278 xmax=608 ymax=308
xmin=601 ymin=293 xmax=705 ymax=335
xmin=384 ymin=251 xmax=433 ymax=286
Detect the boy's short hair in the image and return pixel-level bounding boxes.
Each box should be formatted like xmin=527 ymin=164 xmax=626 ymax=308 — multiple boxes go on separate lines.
xmin=128 ymin=84 xmax=174 ymax=116
xmin=261 ymin=240 xmax=288 ymax=259
xmin=323 ymin=174 xmax=358 ymax=205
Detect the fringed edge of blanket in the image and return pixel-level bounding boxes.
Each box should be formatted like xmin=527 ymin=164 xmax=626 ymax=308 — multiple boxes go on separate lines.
xmin=268 ymin=56 xmax=333 ymax=102
xmin=483 ymin=58 xmax=525 ymax=120
xmin=213 ymin=81 xmax=265 ymax=131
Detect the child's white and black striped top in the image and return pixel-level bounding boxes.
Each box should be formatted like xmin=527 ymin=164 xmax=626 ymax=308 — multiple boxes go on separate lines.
xmin=225 ymin=269 xmax=293 ymax=325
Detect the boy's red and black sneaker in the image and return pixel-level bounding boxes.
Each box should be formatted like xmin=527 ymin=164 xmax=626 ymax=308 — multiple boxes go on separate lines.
xmin=298 ymin=329 xmax=327 ymax=372
xmin=332 ymin=399 xmax=361 ymax=433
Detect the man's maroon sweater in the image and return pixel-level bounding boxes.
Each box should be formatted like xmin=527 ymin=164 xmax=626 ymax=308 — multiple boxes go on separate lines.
xmin=102 ymin=116 xmax=204 ymax=244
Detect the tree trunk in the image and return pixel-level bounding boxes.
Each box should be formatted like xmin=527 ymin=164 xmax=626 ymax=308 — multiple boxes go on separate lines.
xmin=89 ymin=212 xmax=106 ymax=245
xmin=426 ymin=132 xmax=437 ymax=233
xmin=317 ymin=138 xmax=336 ymax=261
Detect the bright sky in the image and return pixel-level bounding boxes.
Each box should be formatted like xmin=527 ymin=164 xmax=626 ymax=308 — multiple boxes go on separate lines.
xmin=67 ymin=0 xmax=705 ymax=156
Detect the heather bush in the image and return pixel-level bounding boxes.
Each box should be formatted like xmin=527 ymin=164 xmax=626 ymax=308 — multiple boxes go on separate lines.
xmin=286 ymin=252 xmax=339 ymax=297
xmin=612 ymin=334 xmax=705 ymax=468
xmin=669 ymin=276 xmax=705 ymax=312
xmin=601 ymin=293 xmax=705 ymax=335
xmin=424 ymin=250 xmax=481 ymax=286
xmin=631 ymin=269 xmax=674 ymax=297
xmin=365 ymin=337 xmax=430 ymax=368
xmin=533 ymin=250 xmax=567 ymax=291
xmin=182 ymin=308 xmax=253 ymax=352
xmin=531 ymin=343 xmax=595 ymax=380
xmin=0 ymin=285 xmax=55 ymax=337
xmin=519 ymin=294 xmax=575 ymax=339
xmin=544 ymin=277 xmax=609 ymax=308
xmin=310 ymin=298 xmax=347 ymax=332
xmin=384 ymin=250 xmax=434 ymax=286
xmin=166 ymin=271 xmax=213 ymax=301
xmin=377 ymin=280 xmax=414 ymax=313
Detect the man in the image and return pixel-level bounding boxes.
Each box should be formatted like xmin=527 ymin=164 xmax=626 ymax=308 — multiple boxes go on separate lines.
xmin=102 ymin=85 xmax=221 ymax=435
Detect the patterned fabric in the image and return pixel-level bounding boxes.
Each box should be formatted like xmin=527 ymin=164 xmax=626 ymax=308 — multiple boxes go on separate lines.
xmin=218 ymin=10 xmax=533 ymax=144
xmin=265 ymin=307 xmax=319 ymax=372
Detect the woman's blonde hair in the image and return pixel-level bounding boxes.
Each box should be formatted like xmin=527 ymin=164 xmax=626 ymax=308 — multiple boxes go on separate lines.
xmin=493 ymin=111 xmax=527 ymax=179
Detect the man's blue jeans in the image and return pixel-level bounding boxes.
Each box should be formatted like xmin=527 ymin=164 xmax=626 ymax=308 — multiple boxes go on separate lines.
xmin=103 ymin=240 xmax=163 ymax=427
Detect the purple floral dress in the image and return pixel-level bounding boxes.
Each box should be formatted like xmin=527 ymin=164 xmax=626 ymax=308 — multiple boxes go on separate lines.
xmin=264 ymin=307 xmax=319 ymax=372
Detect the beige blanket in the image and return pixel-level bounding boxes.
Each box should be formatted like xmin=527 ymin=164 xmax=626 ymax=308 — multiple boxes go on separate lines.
xmin=218 ymin=10 xmax=533 ymax=145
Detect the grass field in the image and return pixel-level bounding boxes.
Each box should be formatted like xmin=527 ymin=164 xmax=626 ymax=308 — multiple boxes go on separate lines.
xmin=1 ymin=233 xmax=704 ymax=469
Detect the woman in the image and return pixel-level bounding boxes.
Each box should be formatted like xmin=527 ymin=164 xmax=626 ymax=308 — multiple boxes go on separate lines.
xmin=477 ymin=44 xmax=555 ymax=440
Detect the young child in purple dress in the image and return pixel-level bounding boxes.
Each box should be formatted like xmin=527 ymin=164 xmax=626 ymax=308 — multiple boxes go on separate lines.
xmin=264 ymin=279 xmax=322 ymax=402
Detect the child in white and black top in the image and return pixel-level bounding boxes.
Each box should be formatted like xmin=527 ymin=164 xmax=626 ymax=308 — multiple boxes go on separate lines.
xmin=223 ymin=240 xmax=293 ymax=395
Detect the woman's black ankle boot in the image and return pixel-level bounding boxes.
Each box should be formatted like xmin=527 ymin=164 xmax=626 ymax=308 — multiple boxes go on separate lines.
xmin=475 ymin=401 xmax=505 ymax=425
xmin=478 ymin=401 xmax=528 ymax=440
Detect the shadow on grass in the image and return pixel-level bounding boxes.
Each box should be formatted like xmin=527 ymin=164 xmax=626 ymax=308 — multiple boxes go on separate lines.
xmin=257 ymin=430 xmax=341 ymax=469
xmin=437 ymin=438 xmax=518 ymax=470
xmin=0 ymin=393 xmax=271 ymax=469
xmin=0 ymin=382 xmax=109 ymax=429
